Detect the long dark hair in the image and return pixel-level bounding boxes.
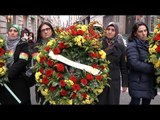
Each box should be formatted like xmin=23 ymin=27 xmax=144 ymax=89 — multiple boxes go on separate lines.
xmin=128 ymin=22 xmax=149 ymax=42
xmin=37 ymin=22 xmax=55 ymax=43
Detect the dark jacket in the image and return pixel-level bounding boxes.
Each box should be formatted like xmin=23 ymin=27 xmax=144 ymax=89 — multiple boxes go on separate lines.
xmin=126 ymin=38 xmax=157 ymax=99
xmin=98 ymin=37 xmax=128 ymax=105
xmin=0 ymin=40 xmax=31 ymax=104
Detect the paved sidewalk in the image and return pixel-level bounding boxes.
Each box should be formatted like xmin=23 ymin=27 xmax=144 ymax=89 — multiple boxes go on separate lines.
xmin=120 ymin=91 xmax=160 ymax=105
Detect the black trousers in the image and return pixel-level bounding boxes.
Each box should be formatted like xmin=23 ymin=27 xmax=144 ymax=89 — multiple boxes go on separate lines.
xmin=129 ymin=97 xmax=151 ymax=105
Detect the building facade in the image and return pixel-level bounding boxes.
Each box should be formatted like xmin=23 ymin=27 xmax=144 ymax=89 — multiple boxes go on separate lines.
xmin=0 ymin=15 xmax=60 ymax=41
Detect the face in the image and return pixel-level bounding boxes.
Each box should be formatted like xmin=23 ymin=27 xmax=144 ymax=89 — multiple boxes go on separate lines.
xmin=134 ymin=25 xmax=148 ymax=41
xmin=40 ymin=24 xmax=53 ymax=41
xmin=8 ymin=27 xmax=19 ymax=39
xmin=29 ymin=33 xmax=32 ymax=38
xmin=105 ymin=26 xmax=116 ymax=39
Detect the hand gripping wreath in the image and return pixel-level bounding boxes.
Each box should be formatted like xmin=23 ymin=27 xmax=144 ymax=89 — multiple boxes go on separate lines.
xmin=34 ymin=21 xmax=110 ymax=105
xmin=148 ymin=19 xmax=160 ymax=88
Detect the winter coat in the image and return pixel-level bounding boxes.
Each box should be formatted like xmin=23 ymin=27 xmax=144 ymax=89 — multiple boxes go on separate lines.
xmin=126 ymin=38 xmax=157 ymax=99
xmin=0 ymin=40 xmax=31 ymax=104
xmin=97 ymin=37 xmax=128 ymax=105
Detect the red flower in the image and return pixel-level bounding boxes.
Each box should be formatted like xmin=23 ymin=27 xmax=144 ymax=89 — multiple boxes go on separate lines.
xmin=71 ymin=30 xmax=77 ymax=36
xmin=53 ymin=48 xmax=61 ymax=54
xmin=44 ymin=46 xmax=50 ymax=52
xmin=84 ymin=35 xmax=89 ymax=40
xmin=39 ymin=68 xmax=44 ymax=74
xmin=56 ymin=63 xmax=65 ymax=72
xmin=89 ymin=52 xmax=97 ymax=58
xmin=70 ymin=75 xmax=77 ymax=83
xmin=45 ymin=69 xmax=53 ymax=77
xmin=96 ymin=75 xmax=102 ymax=81
xmin=42 ymin=77 xmax=49 ymax=84
xmin=0 ymin=48 xmax=5 ymax=57
xmin=0 ymin=62 xmax=4 ymax=67
xmin=60 ymin=80 xmax=66 ymax=87
xmin=50 ymin=86 xmax=56 ymax=92
xmin=77 ymin=30 xmax=84 ymax=35
xmin=81 ymin=92 xmax=87 ymax=99
xmin=60 ymin=90 xmax=67 ymax=96
xmin=40 ymin=56 xmax=47 ymax=63
xmin=58 ymin=42 xmax=67 ymax=49
xmin=98 ymin=53 xmax=101 ymax=58
xmin=47 ymin=59 xmax=54 ymax=67
xmin=58 ymin=73 xmax=64 ymax=79
xmin=71 ymin=93 xmax=76 ymax=99
xmin=156 ymin=44 xmax=160 ymax=53
xmin=100 ymin=65 xmax=105 ymax=70
xmin=80 ymin=78 xmax=88 ymax=85
xmin=72 ymin=84 xmax=80 ymax=91
xmin=69 ymin=25 xmax=76 ymax=30
xmin=153 ymin=33 xmax=160 ymax=41
xmin=92 ymin=64 xmax=98 ymax=69
xmin=86 ymin=74 xmax=93 ymax=80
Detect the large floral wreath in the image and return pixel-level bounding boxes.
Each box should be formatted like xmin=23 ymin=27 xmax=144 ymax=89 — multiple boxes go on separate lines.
xmin=0 ymin=35 xmax=8 ymax=86
xmin=148 ymin=18 xmax=160 ymax=88
xmin=34 ymin=21 xmax=110 ymax=105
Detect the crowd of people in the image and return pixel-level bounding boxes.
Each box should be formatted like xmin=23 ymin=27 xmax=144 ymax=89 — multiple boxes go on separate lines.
xmin=0 ymin=21 xmax=158 ymax=105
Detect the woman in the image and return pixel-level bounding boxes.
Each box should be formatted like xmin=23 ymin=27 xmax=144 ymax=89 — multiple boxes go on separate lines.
xmin=126 ymin=22 xmax=157 ymax=105
xmin=97 ymin=22 xmax=128 ymax=105
xmin=33 ymin=22 xmax=55 ymax=105
xmin=0 ymin=24 xmax=31 ymax=104
xmin=28 ymin=32 xmax=35 ymax=51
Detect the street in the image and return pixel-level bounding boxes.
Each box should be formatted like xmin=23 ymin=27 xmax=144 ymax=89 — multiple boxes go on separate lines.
xmin=120 ymin=91 xmax=160 ymax=105
xmin=30 ymin=86 xmax=160 ymax=105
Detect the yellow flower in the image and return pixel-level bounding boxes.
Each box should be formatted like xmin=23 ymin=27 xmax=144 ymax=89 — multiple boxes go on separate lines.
xmin=67 ymin=100 xmax=73 ymax=105
xmin=154 ymin=28 xmax=159 ymax=33
xmin=0 ymin=66 xmax=7 ymax=77
xmin=41 ymin=88 xmax=49 ymax=96
xmin=49 ymin=100 xmax=56 ymax=105
xmin=0 ymin=39 xmax=3 ymax=43
xmin=35 ymin=72 xmax=42 ymax=82
xmin=81 ymin=25 xmax=88 ymax=32
xmin=149 ymin=44 xmax=157 ymax=54
xmin=96 ymin=88 xmax=103 ymax=94
xmin=0 ymin=59 xmax=5 ymax=63
xmin=47 ymin=39 xmax=56 ymax=46
xmin=64 ymin=79 xmax=74 ymax=87
xmin=36 ymin=52 xmax=42 ymax=63
xmin=82 ymin=95 xmax=93 ymax=104
xmin=99 ymin=50 xmax=106 ymax=59
xmin=0 ymin=39 xmax=4 ymax=47
xmin=74 ymin=36 xmax=86 ymax=46
xmin=155 ymin=59 xmax=160 ymax=68
xmin=149 ymin=54 xmax=158 ymax=64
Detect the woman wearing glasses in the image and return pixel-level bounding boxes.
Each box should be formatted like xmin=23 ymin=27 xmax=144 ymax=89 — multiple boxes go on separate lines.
xmin=36 ymin=22 xmax=55 ymax=44
xmin=31 ymin=22 xmax=56 ymax=105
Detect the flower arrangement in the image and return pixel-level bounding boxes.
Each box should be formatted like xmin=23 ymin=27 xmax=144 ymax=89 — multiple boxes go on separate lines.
xmin=0 ymin=35 xmax=8 ymax=85
xmin=34 ymin=21 xmax=110 ymax=105
xmin=148 ymin=18 xmax=160 ymax=88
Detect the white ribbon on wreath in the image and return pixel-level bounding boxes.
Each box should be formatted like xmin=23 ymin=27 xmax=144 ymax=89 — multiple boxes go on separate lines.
xmin=48 ymin=50 xmax=102 ymax=76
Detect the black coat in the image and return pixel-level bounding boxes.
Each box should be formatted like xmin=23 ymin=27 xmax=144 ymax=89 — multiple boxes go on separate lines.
xmin=97 ymin=38 xmax=128 ymax=105
xmin=0 ymin=40 xmax=31 ymax=104
xmin=126 ymin=38 xmax=157 ymax=99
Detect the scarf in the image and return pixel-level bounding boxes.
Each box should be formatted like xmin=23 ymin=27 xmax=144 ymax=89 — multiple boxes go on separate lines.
xmin=5 ymin=37 xmax=20 ymax=68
